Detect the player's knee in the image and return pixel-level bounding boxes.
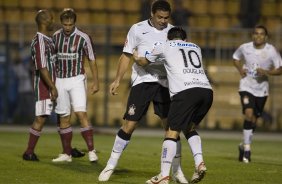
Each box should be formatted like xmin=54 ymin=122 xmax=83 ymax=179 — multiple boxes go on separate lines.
xmin=184 ymin=129 xmax=198 ymax=140
xmin=59 ymin=115 xmax=71 ymax=128
xmin=121 ymin=121 xmax=136 ymax=134
xmin=244 ymin=109 xmax=254 ymax=120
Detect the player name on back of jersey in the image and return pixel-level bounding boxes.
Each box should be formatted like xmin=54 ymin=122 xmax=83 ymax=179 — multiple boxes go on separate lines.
xmin=183 ymin=68 xmax=205 ymax=75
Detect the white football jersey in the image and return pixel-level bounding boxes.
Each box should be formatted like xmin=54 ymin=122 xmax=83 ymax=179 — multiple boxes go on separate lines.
xmin=146 ymin=40 xmax=212 ymax=97
xmin=233 ymin=42 xmax=282 ymax=97
xmin=123 ymin=20 xmax=174 ymax=87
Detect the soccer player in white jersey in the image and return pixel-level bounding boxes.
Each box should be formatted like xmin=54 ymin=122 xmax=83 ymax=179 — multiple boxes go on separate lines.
xmin=233 ymin=25 xmax=282 ymax=163
xmin=134 ymin=27 xmax=213 ymax=184
xmin=23 ymin=10 xmax=57 ymax=161
xmin=52 ymin=9 xmax=99 ymax=162
xmin=99 ymin=1 xmax=188 ymax=183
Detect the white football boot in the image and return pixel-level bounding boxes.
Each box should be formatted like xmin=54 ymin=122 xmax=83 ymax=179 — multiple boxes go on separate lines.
xmin=146 ymin=173 xmax=170 ymax=184
xmin=191 ymin=162 xmax=207 ymax=183
xmin=88 ymin=149 xmax=98 ymax=162
xmin=52 ymin=154 xmax=72 ymax=162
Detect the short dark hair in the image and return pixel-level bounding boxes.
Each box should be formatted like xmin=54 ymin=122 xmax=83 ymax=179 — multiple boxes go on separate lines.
xmin=254 ymin=25 xmax=268 ymax=36
xmin=60 ymin=8 xmax=76 ymax=23
xmin=151 ymin=0 xmax=171 ymax=14
xmin=167 ymin=27 xmax=187 ymax=40
xmin=35 ymin=9 xmax=50 ymax=25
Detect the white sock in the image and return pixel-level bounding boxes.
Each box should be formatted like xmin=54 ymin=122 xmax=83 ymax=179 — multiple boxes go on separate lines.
xmin=107 ymin=135 xmax=130 ymax=169
xmin=161 ymin=140 xmax=177 ymax=177
xmin=171 ymin=140 xmax=184 ymax=175
xmin=188 ymin=135 xmax=203 ymax=167
xmin=243 ymin=129 xmax=253 ymax=151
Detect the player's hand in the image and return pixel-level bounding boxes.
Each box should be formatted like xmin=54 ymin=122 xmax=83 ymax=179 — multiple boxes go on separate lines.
xmin=133 ymin=50 xmax=139 ymax=61
xmin=240 ymin=68 xmax=247 ymax=78
xmin=256 ymin=68 xmax=267 ymax=76
xmin=50 ymin=87 xmax=58 ymax=102
xmin=109 ymin=81 xmax=120 ymax=95
xmin=90 ymin=82 xmax=99 ymax=94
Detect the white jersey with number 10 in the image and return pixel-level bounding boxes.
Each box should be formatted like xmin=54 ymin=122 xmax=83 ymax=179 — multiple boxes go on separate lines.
xmin=146 ymin=40 xmax=212 ymax=97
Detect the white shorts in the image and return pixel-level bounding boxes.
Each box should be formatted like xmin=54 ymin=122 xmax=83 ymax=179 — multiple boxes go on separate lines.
xmin=35 ymin=99 xmax=54 ymax=116
xmin=55 ymin=74 xmax=87 ymax=116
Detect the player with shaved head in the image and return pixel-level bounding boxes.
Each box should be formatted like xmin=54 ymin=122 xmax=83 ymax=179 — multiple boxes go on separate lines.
xmin=23 ymin=9 xmax=57 ymax=161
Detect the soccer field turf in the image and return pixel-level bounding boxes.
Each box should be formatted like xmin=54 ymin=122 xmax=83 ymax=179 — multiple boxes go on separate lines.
xmin=0 ymin=127 xmax=281 ymax=184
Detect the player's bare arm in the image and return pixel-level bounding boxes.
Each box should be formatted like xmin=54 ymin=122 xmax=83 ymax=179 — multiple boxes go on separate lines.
xmin=87 ymin=58 xmax=99 ymax=95
xmin=39 ymin=67 xmax=58 ymax=101
xmin=109 ymin=53 xmax=131 ymax=95
xmin=233 ymin=59 xmax=247 ymax=78
xmin=257 ymin=66 xmax=282 ymax=76
xmin=132 ymin=50 xmax=149 ymax=66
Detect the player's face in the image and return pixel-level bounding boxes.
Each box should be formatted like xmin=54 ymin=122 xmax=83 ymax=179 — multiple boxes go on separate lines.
xmin=46 ymin=14 xmax=54 ymax=32
xmin=151 ymin=10 xmax=170 ymax=30
xmin=61 ymin=18 xmax=75 ymax=36
xmin=252 ymin=28 xmax=267 ymax=47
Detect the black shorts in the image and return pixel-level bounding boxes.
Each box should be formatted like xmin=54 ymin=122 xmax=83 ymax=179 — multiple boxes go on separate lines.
xmin=123 ymin=82 xmax=170 ymax=121
xmin=239 ymin=91 xmax=267 ymax=117
xmin=167 ymin=88 xmax=213 ymax=132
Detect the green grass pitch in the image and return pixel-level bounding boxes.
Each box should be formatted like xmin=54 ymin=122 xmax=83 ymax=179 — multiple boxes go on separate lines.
xmin=0 ymin=128 xmax=281 ymax=184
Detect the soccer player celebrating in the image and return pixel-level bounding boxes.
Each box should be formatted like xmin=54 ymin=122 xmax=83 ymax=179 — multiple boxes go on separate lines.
xmin=233 ymin=25 xmax=282 ymax=163
xmin=99 ymin=1 xmax=187 ymax=183
xmin=134 ymin=27 xmax=213 ymax=184
xmin=22 ymin=9 xmax=57 ymax=161
xmin=52 ymin=8 xmax=99 ymax=162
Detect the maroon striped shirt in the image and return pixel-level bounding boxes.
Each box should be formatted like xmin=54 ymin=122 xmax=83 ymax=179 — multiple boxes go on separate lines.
xmin=31 ymin=32 xmax=56 ymax=101
xmin=53 ymin=27 xmax=96 ymax=78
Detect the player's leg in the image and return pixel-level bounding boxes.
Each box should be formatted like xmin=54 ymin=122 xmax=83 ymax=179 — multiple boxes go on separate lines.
xmin=75 ymin=111 xmax=98 ymax=162
xmin=240 ymin=94 xmax=267 ymax=163
xmin=71 ymin=75 xmax=97 ymax=162
xmin=242 ymin=108 xmax=255 ymax=163
xmin=154 ymin=85 xmax=188 ymax=183
xmin=239 ymin=92 xmax=258 ymax=163
xmin=146 ymin=129 xmax=179 ymax=184
xmin=56 ymin=114 xmax=85 ymax=158
xmin=161 ymin=118 xmax=187 ymax=183
xmin=52 ymin=115 xmax=73 ymax=162
xmin=99 ymin=83 xmax=151 ymax=181
xmin=53 ymin=77 xmax=73 ymax=162
xmin=183 ymin=88 xmax=213 ymax=183
xmin=98 ymin=120 xmax=137 ymax=181
xmin=23 ymin=116 xmax=46 ymax=161
xmin=23 ymin=99 xmax=53 ymax=161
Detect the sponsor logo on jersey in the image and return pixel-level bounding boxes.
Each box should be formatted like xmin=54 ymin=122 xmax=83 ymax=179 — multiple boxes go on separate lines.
xmin=169 ymin=41 xmax=198 ymax=48
xmin=57 ymin=53 xmax=79 ymax=60
xmin=128 ymin=104 xmax=136 ymax=115
xmin=70 ymin=45 xmax=76 ymax=52
xmin=50 ymin=55 xmax=57 ymax=64
xmin=184 ymin=78 xmax=210 ymax=87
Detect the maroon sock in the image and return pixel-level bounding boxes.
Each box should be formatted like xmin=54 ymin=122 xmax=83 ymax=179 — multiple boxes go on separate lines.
xmin=60 ymin=127 xmax=73 ymax=155
xmin=81 ymin=127 xmax=94 ymax=151
xmin=25 ymin=128 xmax=41 ymax=154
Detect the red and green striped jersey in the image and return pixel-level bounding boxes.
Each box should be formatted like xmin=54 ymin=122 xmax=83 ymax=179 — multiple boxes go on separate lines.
xmin=31 ymin=32 xmax=56 ymax=101
xmin=53 ymin=27 xmax=96 ymax=78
